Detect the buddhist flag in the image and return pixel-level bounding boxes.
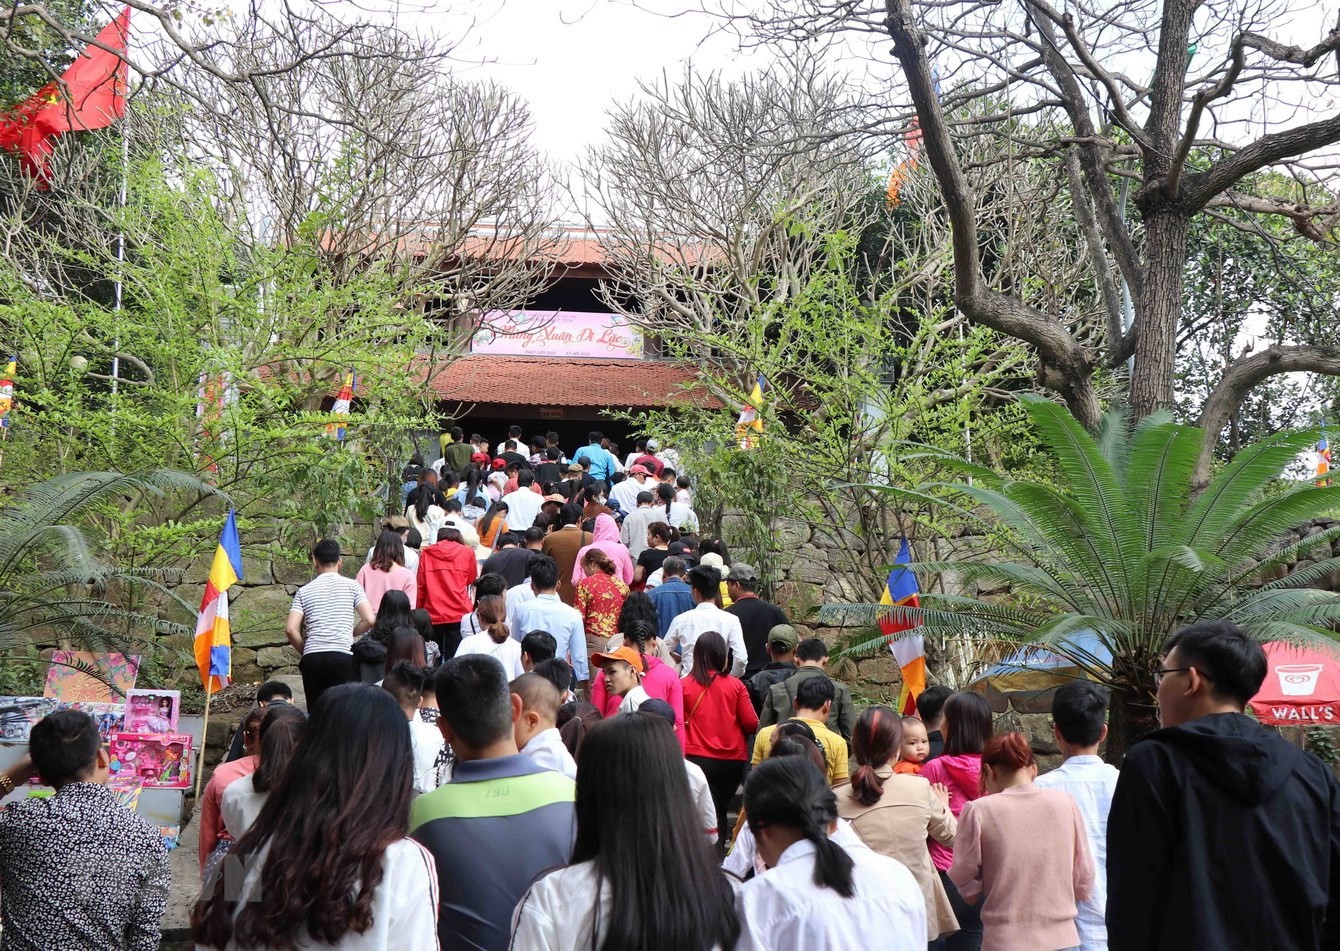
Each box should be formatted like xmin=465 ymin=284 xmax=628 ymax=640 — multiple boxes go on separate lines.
xmin=328 ymin=370 xmax=354 ymax=441
xmin=1317 ymin=434 xmax=1331 ymax=487
xmin=886 ymin=118 xmax=923 ymax=207
xmin=880 ymin=538 xmax=926 ymax=715
xmin=194 ymin=511 xmax=243 ymax=695
xmin=0 ymin=7 xmax=130 ymax=182
xmin=0 ymin=356 xmax=15 ymax=429
xmin=736 ymin=374 xmax=765 ymax=449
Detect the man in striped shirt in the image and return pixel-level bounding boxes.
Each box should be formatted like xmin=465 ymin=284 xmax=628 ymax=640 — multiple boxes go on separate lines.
xmin=285 ymin=539 xmax=374 ymax=715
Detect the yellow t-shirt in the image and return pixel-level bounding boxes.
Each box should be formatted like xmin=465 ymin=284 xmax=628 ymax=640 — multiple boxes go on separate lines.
xmin=751 ymin=716 xmax=849 ymax=784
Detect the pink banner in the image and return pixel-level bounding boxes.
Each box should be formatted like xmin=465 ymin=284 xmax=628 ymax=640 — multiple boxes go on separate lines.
xmin=472 ymin=310 xmax=643 ymax=359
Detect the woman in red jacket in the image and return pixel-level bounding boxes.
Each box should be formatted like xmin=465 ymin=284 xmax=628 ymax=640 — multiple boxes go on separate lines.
xmin=415 ymin=527 xmax=478 ymax=659
xmin=681 ymin=631 xmax=758 ymax=853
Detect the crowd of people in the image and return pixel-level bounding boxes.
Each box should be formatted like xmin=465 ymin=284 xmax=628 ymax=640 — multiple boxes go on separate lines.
xmin=0 ymin=428 xmax=1338 ymax=950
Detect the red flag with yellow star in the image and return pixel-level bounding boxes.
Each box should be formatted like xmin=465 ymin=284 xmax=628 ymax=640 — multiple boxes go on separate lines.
xmin=0 ymin=7 xmax=129 ymax=182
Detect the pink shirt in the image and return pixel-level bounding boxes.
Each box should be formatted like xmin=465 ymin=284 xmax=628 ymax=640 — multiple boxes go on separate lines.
xmin=919 ymin=753 xmax=983 ymax=871
xmin=199 ymin=754 xmax=257 ymax=872
xmin=948 ymin=783 xmax=1095 ymax=951
xmin=356 ymin=563 xmax=417 ymax=613
xmin=591 ymin=655 xmax=685 ymax=747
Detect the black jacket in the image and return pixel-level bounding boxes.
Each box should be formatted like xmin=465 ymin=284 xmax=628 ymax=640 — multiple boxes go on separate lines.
xmin=746 ymin=662 xmax=797 ymax=713
xmin=1107 ymin=712 xmax=1340 ymax=951
xmin=727 ymin=596 xmax=790 ymax=676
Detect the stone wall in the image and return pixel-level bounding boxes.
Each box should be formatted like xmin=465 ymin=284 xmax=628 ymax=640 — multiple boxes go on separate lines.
xmin=197 ymin=533 xmax=372 ymax=683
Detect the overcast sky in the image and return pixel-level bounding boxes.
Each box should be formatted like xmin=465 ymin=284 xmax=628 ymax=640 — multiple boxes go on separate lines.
xmin=415 ymin=0 xmax=769 ymax=161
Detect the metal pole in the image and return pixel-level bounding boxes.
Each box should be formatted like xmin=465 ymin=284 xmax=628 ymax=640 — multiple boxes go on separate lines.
xmin=110 ymin=133 xmax=127 ymax=395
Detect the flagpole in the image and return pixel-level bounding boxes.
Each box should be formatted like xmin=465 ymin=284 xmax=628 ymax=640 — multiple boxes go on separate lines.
xmin=194 ymin=687 xmax=212 ymax=801
xmin=110 ymin=130 xmax=127 ymax=397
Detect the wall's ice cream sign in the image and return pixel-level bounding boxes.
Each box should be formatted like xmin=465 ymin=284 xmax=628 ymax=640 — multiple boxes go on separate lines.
xmin=1249 ymin=645 xmax=1340 ymax=725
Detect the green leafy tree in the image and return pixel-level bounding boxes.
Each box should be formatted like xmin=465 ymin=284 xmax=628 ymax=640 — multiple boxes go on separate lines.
xmin=832 ymin=397 xmax=1340 ymax=759
xmin=0 ymin=470 xmax=219 ymax=665
xmin=0 ymin=0 xmax=97 ymax=105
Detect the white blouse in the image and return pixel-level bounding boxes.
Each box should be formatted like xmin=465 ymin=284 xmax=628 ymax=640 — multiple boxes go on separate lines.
xmin=510 ymin=860 xmax=730 ymax=950
xmin=734 ymin=839 xmax=926 ymax=951
xmin=202 ymin=838 xmax=438 ymax=950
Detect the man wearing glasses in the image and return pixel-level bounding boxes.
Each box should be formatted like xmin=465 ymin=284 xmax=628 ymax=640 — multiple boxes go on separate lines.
xmin=1106 ymin=621 xmax=1340 ymax=950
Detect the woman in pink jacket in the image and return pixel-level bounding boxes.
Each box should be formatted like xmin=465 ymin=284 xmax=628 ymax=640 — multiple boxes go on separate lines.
xmin=920 ymin=690 xmax=993 ymax=951
xmin=571 ymin=512 xmax=635 ymax=586
xmin=591 ymin=619 xmax=685 ymax=747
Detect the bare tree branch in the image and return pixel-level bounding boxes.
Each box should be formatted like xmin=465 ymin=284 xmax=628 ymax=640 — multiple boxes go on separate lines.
xmin=1195 ymin=344 xmax=1340 ymax=483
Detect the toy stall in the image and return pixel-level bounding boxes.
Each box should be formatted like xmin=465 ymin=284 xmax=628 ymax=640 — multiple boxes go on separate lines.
xmin=0 ymin=650 xmax=203 ymax=850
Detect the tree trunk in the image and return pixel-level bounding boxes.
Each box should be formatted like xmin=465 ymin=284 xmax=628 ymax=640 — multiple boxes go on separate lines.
xmin=1129 ymin=206 xmax=1190 ymax=420
xmin=1105 ymin=680 xmax=1161 ymax=764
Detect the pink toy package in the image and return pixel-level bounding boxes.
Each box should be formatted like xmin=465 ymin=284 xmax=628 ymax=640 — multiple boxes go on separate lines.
xmin=123 ymin=690 xmax=180 ymax=734
xmin=108 ymin=733 xmax=192 ymax=789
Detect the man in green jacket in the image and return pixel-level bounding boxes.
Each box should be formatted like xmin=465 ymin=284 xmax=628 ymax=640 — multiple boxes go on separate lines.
xmin=758 ymin=637 xmax=857 ymax=740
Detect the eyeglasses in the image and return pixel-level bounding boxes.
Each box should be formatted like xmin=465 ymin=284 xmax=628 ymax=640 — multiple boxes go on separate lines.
xmin=1154 ymin=666 xmax=1194 ymax=684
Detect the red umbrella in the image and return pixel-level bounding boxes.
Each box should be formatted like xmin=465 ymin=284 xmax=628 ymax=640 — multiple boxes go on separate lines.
xmin=1249 ymin=642 xmax=1340 ymax=726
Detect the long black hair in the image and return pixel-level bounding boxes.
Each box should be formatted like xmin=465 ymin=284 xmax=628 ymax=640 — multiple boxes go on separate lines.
xmin=368 ymin=530 xmax=406 ymax=572
xmin=478 ymin=499 xmax=508 ymax=539
xmin=942 ymin=691 xmax=993 ymax=756
xmin=251 ymin=704 xmax=307 ymax=794
xmin=616 ymin=590 xmax=657 ymax=635
xmin=688 ymin=631 xmax=728 ymax=687
xmin=370 ymin=590 xmax=413 ymax=646
xmin=193 ymin=683 xmax=414 ymax=948
xmin=461 ymin=467 xmax=487 ymax=507
xmin=561 ymin=714 xmax=739 ymax=950
xmin=413 ymin=473 xmax=438 ymax=522
xmin=744 ymin=755 xmax=855 ymax=897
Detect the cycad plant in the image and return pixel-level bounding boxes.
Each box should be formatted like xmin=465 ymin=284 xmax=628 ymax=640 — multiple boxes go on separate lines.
xmin=831 ymin=397 xmax=1340 ymax=757
xmin=0 ymin=470 xmax=220 ymax=678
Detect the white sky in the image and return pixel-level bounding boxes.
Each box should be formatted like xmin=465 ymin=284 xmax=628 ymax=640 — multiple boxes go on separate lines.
xmin=412 ymin=0 xmax=766 ymax=162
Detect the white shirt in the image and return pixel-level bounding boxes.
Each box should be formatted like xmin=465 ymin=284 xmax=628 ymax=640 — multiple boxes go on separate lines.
xmin=1036 ymin=754 xmax=1119 ymax=950
xmin=724 ymin=817 xmax=864 ymax=880
xmin=216 ymin=838 xmax=439 ymax=950
xmin=609 ymin=477 xmax=648 ymax=516
xmin=220 ymin=774 xmax=267 ymax=843
xmin=520 ymin=727 xmax=577 ymax=781
xmin=735 ymin=839 xmax=926 ymax=951
xmin=454 ymin=632 xmax=524 ymax=679
xmin=511 ymin=860 xmax=731 ymax=951
xmin=665 ymin=602 xmax=748 ymax=678
xmin=505 ymin=582 xmax=537 ymax=636
xmin=684 ymin=759 xmax=718 ymax=845
xmin=289 ymin=573 xmax=368 ymax=656
xmin=619 ymin=506 xmax=660 ymax=559
xmin=502 ymin=488 xmax=543 ymax=531
xmin=408 ymin=717 xmax=448 ymax=795
xmin=616 ymin=685 xmax=651 ymax=714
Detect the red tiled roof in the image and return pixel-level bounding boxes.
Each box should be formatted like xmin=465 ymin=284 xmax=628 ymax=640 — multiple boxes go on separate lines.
xmin=428 ymin=355 xmax=722 ymax=409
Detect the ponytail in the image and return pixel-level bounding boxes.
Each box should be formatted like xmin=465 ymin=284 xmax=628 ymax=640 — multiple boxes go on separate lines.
xmin=656 ymin=483 xmax=674 ymax=521
xmin=807 ymin=828 xmax=856 ymax=898
xmin=743 ymin=756 xmax=855 ymax=898
xmin=850 ymin=705 xmax=902 ymax=807
xmin=476 ymin=594 xmax=510 ymax=645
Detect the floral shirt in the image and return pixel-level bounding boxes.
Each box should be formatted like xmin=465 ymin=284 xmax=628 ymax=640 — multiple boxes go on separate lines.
xmin=0 ymin=782 xmax=170 ymax=950
xmin=574 ymin=573 xmax=629 ymax=644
